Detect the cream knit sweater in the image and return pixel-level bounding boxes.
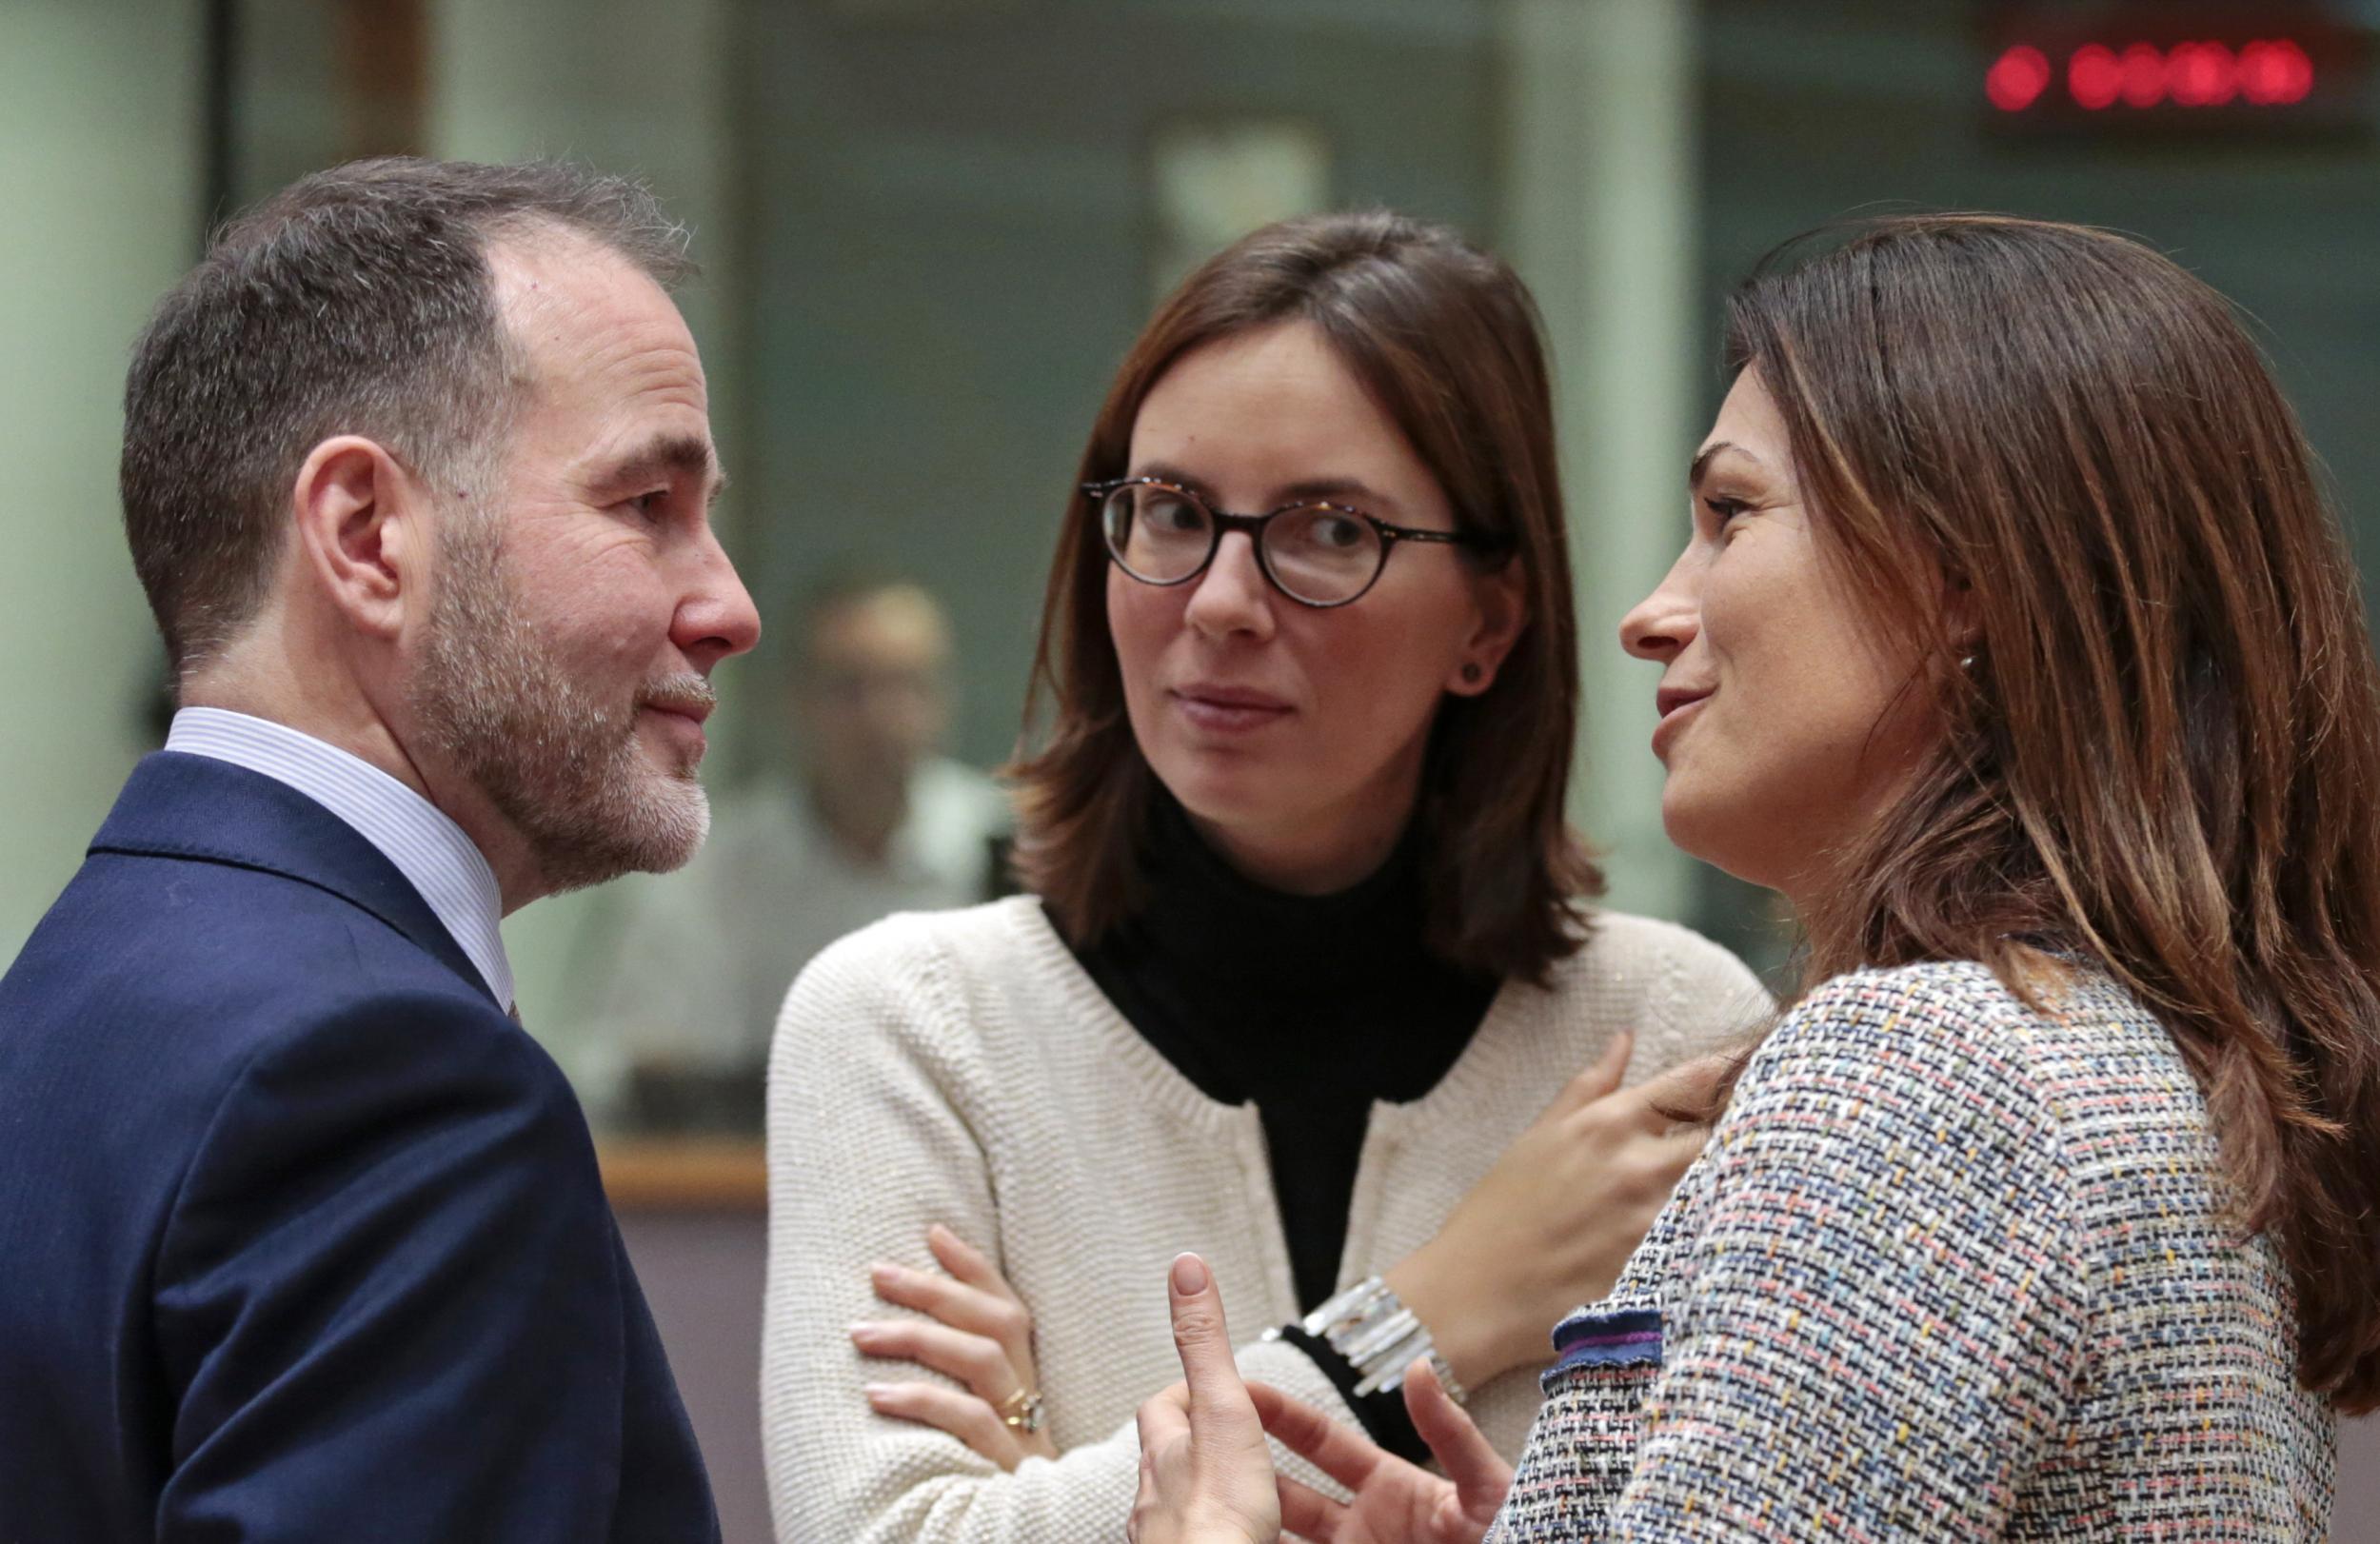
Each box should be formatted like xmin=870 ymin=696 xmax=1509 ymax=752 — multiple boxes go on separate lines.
xmin=762 ymin=896 xmax=1769 ymax=1542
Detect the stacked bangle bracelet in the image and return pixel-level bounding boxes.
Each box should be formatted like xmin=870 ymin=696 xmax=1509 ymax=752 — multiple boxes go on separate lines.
xmin=1276 ymin=1275 xmax=1468 ymax=1406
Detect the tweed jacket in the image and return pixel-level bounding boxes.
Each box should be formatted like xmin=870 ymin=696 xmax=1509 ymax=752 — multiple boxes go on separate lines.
xmin=1489 ymin=960 xmax=2335 ymax=1541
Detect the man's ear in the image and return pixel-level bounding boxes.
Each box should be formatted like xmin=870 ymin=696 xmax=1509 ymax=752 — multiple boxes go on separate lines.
xmin=1446 ymin=560 xmax=1530 ymax=698
xmin=288 ymin=436 xmax=427 ymax=642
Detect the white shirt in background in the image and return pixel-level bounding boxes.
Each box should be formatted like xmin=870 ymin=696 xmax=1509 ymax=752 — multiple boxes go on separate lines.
xmin=567 ymin=759 xmax=1008 ymax=1115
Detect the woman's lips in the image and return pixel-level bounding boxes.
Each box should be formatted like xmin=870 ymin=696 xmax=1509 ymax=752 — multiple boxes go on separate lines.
xmin=1171 ymin=686 xmax=1292 ymax=735
xmin=1651 ymin=690 xmax=1710 ymax=761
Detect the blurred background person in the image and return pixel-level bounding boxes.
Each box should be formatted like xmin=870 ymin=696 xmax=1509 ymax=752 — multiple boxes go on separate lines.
xmin=574 ymin=573 xmax=1010 ymax=1131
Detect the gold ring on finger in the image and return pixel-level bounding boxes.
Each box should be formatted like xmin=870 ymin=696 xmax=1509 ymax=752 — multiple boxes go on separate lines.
xmin=997 ymin=1387 xmax=1046 ymax=1435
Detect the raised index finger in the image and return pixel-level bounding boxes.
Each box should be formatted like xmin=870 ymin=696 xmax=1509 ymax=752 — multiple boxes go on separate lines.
xmin=1167 ymin=1254 xmax=1256 ymax=1422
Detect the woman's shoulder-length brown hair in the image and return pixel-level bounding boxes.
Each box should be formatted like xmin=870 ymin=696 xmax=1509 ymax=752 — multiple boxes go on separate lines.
xmin=1735 ymin=212 xmax=2380 ymax=1412
xmin=1008 ymin=208 xmax=1600 ymax=983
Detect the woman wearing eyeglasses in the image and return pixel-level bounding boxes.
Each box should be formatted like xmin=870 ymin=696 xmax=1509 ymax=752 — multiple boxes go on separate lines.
xmin=1127 ymin=214 xmax=2373 ymax=1543
xmin=759 ymin=211 xmax=1769 ymax=1541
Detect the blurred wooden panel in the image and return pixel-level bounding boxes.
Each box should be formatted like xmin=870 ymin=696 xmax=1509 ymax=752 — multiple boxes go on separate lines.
xmin=337 ymin=0 xmax=426 ymax=157
xmin=601 ymin=1138 xmax=768 ymax=1212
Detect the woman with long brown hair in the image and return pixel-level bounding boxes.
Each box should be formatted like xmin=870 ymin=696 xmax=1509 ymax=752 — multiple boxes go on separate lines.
xmin=1131 ymin=212 xmax=2376 ymax=1541
xmin=758 ymin=211 xmax=1768 ymax=1540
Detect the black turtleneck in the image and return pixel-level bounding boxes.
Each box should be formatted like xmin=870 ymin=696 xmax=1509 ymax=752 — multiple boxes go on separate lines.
xmin=1060 ymin=790 xmax=1497 ymax=1313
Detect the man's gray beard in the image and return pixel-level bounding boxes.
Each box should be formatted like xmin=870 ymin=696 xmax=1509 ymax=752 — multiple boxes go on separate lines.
xmin=412 ymin=518 xmax=712 ymax=895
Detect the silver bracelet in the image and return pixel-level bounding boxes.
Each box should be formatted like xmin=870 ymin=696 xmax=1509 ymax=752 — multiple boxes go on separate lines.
xmin=1280 ymin=1275 xmax=1468 ymax=1406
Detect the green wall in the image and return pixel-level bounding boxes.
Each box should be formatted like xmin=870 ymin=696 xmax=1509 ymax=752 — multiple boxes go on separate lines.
xmin=0 ymin=0 xmax=200 ymax=966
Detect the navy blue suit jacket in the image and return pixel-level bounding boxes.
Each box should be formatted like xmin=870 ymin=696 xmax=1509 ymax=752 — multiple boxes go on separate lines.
xmin=0 ymin=752 xmax=719 ymax=1541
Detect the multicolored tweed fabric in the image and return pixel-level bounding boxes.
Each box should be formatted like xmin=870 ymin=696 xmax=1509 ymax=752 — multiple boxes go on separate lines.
xmin=1487 ymin=960 xmax=2337 ymax=1540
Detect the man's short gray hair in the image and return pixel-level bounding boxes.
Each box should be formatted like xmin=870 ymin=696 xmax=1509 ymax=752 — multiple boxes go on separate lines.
xmin=120 ymin=156 xmax=694 ymax=673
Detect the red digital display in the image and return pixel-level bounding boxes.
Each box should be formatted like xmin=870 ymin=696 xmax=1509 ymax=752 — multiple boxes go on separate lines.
xmin=1982 ymin=5 xmax=2367 ymax=140
xmin=1987 ymin=44 xmax=2056 ymax=111
xmin=1993 ymin=38 xmax=2317 ymax=114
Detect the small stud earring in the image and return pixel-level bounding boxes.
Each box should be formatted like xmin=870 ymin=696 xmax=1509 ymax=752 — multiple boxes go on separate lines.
xmin=1959 ymin=653 xmax=1977 ymax=670
xmin=1460 ymin=663 xmax=1483 ymax=685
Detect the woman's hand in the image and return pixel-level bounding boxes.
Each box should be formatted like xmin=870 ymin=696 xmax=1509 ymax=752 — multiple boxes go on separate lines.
xmin=1386 ymin=1032 xmax=1725 ymax=1389
xmin=1253 ymin=1361 xmax=1510 ymax=1544
xmin=850 ymin=1223 xmax=1059 ymax=1469
xmin=1129 ymin=1254 xmax=1281 ymax=1544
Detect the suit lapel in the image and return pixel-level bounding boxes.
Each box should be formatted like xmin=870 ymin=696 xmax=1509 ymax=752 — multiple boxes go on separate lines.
xmin=89 ymin=751 xmax=501 ymax=1009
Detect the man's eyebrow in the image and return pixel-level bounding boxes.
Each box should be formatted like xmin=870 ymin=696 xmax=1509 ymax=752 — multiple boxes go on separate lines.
xmin=594 ymin=432 xmax=725 ymax=503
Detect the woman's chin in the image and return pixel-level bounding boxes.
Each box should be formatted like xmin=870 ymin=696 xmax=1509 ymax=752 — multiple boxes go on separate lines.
xmin=1659 ymin=792 xmax=1759 ymax=886
xmin=1171 ymin=792 xmax=1277 ymax=852
xmin=1152 ymin=758 xmax=1272 ymax=827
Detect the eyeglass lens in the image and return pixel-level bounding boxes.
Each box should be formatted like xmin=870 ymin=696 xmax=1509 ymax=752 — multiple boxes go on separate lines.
xmin=1100 ymin=484 xmax=1381 ymax=605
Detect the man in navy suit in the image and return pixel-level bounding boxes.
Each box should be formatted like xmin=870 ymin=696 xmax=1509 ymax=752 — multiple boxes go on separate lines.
xmin=0 ymin=159 xmax=760 ymax=1538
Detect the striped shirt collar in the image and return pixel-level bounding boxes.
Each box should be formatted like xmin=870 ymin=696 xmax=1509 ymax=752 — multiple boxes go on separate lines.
xmin=165 ymin=707 xmax=515 ymax=1010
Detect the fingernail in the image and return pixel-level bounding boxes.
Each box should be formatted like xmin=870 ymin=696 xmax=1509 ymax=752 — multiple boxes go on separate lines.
xmin=848 ymin=1322 xmax=880 ymax=1342
xmin=1171 ymin=1252 xmax=1208 ymax=1294
xmin=863 ymin=1382 xmax=893 ymax=1400
xmin=871 ymin=1262 xmax=902 ymax=1284
xmin=927 ymin=1222 xmax=952 ymax=1242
